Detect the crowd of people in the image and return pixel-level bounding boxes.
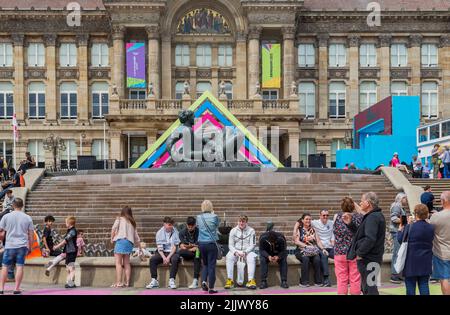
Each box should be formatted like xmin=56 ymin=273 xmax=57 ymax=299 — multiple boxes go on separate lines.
xmin=0 ymin=188 xmax=449 ymax=296
xmin=412 ymin=144 xmax=450 ymax=179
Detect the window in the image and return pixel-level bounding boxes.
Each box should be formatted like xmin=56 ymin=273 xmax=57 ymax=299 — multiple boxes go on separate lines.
xmin=129 ymin=90 xmax=146 ymax=99
xmin=175 ymin=44 xmax=190 ymax=67
xmin=442 ymin=121 xmax=450 ymax=138
xmin=27 ymin=140 xmax=45 ymax=163
xmin=298 ymin=82 xmax=315 ymax=118
xmin=92 ymin=82 xmax=109 ymax=118
xmin=59 ymin=43 xmax=77 ymax=67
xmin=331 ymin=139 xmax=346 ymax=165
xmin=421 ymin=44 xmax=438 ymax=67
xmin=0 ymin=141 xmax=13 ymax=166
xmin=196 ymin=82 xmax=212 ymax=98
xmin=28 ymin=82 xmax=46 ymax=119
xmin=196 ymin=44 xmax=211 ymax=67
xmin=391 ymin=44 xmax=408 ymax=67
xmin=299 ymin=139 xmax=316 ymax=167
xmin=27 ymin=43 xmax=45 ymax=67
xmin=329 ymin=44 xmax=346 ymax=67
xmin=421 ymin=82 xmax=438 ymax=118
xmin=430 ymin=124 xmax=440 ymax=140
xmin=219 ymin=81 xmax=233 ymax=100
xmin=0 ymin=43 xmax=13 ymax=67
xmin=218 ymin=45 xmax=232 ymax=67
xmin=359 ymin=81 xmax=377 ymax=111
xmin=92 ymin=139 xmax=109 ymax=160
xmin=391 ymin=81 xmax=408 ymax=96
xmin=360 ymin=44 xmax=377 ymax=67
xmin=298 ymin=44 xmax=315 ymax=67
xmin=60 ymin=82 xmax=77 ymax=119
xmin=329 ymin=82 xmax=346 ymax=118
xmin=175 ymin=82 xmax=184 ymax=100
xmin=0 ymin=82 xmax=14 ymax=119
xmin=262 ymin=90 xmax=278 ymax=100
xmin=59 ymin=140 xmax=77 ymax=162
xmin=91 ymin=43 xmax=109 ymax=67
xmin=418 ymin=127 xmax=428 ymax=143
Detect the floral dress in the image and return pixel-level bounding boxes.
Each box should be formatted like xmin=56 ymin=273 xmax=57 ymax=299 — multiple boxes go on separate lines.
xmin=333 ymin=212 xmax=363 ymax=256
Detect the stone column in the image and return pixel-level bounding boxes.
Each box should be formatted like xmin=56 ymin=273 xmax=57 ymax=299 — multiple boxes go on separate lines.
xmin=348 ymin=35 xmax=360 ymax=116
xmin=161 ymin=33 xmax=172 ymax=99
xmin=235 ymin=31 xmax=248 ymax=99
xmin=288 ymin=130 xmax=300 ymax=166
xmin=146 ymin=129 xmax=158 ymax=148
xmin=317 ymin=34 xmax=329 ymax=119
xmin=12 ymin=34 xmax=25 ymax=122
xmin=379 ymin=35 xmax=392 ymax=100
xmin=109 ymin=130 xmax=123 ymax=161
xmin=112 ymin=25 xmax=125 ymax=98
xmin=146 ymin=25 xmax=160 ymax=99
xmin=248 ymin=26 xmax=262 ymax=98
xmin=44 ymin=34 xmax=57 ymax=122
xmin=440 ymin=35 xmax=450 ymax=118
xmin=282 ymin=27 xmax=296 ymax=99
xmin=211 ymin=44 xmax=219 ymax=96
xmin=409 ymin=35 xmax=422 ymax=97
xmin=76 ymin=34 xmax=89 ymax=122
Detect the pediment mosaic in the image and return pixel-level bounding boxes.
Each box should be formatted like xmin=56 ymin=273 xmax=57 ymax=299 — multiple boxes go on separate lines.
xmin=177 ymin=8 xmax=231 ymax=35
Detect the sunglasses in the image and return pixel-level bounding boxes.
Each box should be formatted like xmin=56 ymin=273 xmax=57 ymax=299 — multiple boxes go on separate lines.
xmin=321 ymin=214 xmax=329 ymax=217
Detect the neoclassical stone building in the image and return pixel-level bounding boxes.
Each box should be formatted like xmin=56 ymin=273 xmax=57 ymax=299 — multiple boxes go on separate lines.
xmin=0 ymin=0 xmax=449 ymax=168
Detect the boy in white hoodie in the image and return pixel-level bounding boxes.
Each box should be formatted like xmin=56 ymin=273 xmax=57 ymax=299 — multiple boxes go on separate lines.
xmin=224 ymin=215 xmax=257 ymax=289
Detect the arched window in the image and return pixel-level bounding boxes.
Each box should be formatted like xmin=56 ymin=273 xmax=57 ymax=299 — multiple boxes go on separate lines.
xmin=28 ymin=82 xmax=46 ymax=119
xmin=60 ymin=82 xmax=78 ymax=119
xmin=329 ymin=82 xmax=346 ymax=118
xmin=175 ymin=82 xmax=184 ymax=100
xmin=196 ymin=82 xmax=212 ymax=98
xmin=91 ymin=82 xmax=109 ymax=118
xmin=421 ymin=82 xmax=438 ymax=118
xmin=298 ymin=82 xmax=315 ymax=118
xmin=391 ymin=81 xmax=408 ymax=96
xmin=359 ymin=81 xmax=377 ymax=111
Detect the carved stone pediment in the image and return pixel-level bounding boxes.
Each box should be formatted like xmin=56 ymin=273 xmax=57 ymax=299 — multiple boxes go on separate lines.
xmin=421 ymin=68 xmax=442 ymax=79
xmin=359 ymin=67 xmax=380 ymax=79
xmin=218 ymin=68 xmax=234 ymax=79
xmin=328 ymin=68 xmax=349 ymax=80
xmin=89 ymin=68 xmax=111 ymax=80
xmin=175 ymin=68 xmax=190 ymax=79
xmin=391 ymin=68 xmax=411 ymax=79
xmin=57 ymin=68 xmax=79 ymax=80
xmin=296 ymin=68 xmax=318 ymax=79
xmin=0 ymin=68 xmax=14 ymax=79
xmin=197 ymin=69 xmax=212 ymax=79
xmin=24 ymin=68 xmax=46 ymax=79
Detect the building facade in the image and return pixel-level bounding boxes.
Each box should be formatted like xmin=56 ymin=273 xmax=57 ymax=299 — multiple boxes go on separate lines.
xmin=0 ymin=0 xmax=449 ymax=169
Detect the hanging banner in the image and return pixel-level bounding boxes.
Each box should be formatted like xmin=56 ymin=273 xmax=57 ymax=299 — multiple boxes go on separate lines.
xmin=261 ymin=42 xmax=281 ymax=89
xmin=126 ymin=42 xmax=146 ymax=88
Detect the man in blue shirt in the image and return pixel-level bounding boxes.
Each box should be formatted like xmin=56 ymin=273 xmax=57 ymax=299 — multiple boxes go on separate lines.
xmin=421 ymin=185 xmax=435 ymax=214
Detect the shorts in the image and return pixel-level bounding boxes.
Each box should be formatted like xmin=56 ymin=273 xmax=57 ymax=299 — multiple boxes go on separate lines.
xmin=2 ymin=247 xmax=28 ymax=267
xmin=114 ymin=239 xmax=133 ymax=255
xmin=65 ymin=252 xmax=77 ymax=265
xmin=432 ymin=255 xmax=450 ymax=280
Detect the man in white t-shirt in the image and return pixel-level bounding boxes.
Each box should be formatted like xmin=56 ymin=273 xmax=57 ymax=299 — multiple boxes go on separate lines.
xmin=312 ymin=209 xmax=335 ymax=287
xmin=0 ymin=198 xmax=34 ymax=295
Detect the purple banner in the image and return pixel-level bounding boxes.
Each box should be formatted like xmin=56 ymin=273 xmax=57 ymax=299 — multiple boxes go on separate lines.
xmin=126 ymin=42 xmax=146 ymax=88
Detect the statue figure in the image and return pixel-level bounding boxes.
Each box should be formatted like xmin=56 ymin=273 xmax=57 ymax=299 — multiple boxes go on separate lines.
xmin=165 ymin=109 xmax=245 ymax=163
xmin=112 ymin=84 xmax=118 ymax=96
xmin=183 ymin=81 xmax=190 ymax=95
xmin=291 ymin=81 xmax=297 ymax=96
xmin=148 ymin=82 xmax=154 ymax=96
xmin=219 ymin=80 xmax=226 ymax=96
xmin=255 ymin=81 xmax=261 ymax=96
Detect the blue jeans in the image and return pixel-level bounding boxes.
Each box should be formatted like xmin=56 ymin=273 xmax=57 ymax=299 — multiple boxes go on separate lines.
xmin=199 ymin=242 xmax=218 ymax=289
xmin=0 ymin=252 xmax=15 ymax=279
xmin=391 ymin=232 xmax=400 ymax=276
xmin=319 ymin=247 xmax=334 ymax=278
xmin=405 ymin=276 xmax=430 ymax=295
xmin=0 ymin=184 xmax=13 ymax=200
xmin=2 ymin=247 xmax=28 ymax=266
xmin=445 ymin=162 xmax=450 ymax=179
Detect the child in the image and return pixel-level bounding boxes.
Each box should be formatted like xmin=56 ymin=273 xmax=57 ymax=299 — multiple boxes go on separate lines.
xmin=76 ymin=230 xmax=86 ymax=257
xmin=131 ymin=242 xmax=152 ymax=261
xmin=52 ymin=216 xmax=78 ymax=288
xmin=42 ymin=215 xmax=61 ymax=257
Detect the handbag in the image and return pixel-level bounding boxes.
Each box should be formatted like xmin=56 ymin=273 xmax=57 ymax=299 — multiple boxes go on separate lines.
xmin=394 ymin=224 xmax=412 ymax=274
xmin=236 ymin=256 xmax=246 ymax=285
xmin=200 ymin=214 xmax=223 ymax=260
xmin=301 ymin=245 xmax=321 ymax=257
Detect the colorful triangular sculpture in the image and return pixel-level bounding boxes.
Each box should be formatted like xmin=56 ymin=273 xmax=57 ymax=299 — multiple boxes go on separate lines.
xmin=131 ymin=91 xmax=283 ymax=169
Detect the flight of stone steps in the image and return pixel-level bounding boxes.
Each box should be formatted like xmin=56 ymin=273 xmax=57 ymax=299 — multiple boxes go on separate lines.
xmin=407 ymin=178 xmax=450 ymax=205
xmin=25 ymin=173 xmax=399 ymax=255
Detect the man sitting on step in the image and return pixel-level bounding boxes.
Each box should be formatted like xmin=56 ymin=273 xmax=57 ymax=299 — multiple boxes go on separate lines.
xmin=146 ymin=217 xmax=180 ymax=290
xmin=259 ymin=229 xmax=289 ymax=289
xmin=224 ymin=215 xmax=257 ymax=290
xmin=176 ymin=216 xmax=201 ymax=289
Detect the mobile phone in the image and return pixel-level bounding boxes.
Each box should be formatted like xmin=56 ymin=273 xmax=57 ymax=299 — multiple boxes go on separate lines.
xmin=401 ymin=215 xmax=407 ymax=226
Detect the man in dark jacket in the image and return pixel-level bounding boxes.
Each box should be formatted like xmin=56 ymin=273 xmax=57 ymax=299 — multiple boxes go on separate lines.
xmin=259 ymin=230 xmax=288 ymax=289
xmin=344 ymin=192 xmax=386 ymax=295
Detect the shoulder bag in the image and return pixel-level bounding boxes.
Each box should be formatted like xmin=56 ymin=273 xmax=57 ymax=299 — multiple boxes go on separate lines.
xmin=394 ymin=224 xmax=412 ymax=274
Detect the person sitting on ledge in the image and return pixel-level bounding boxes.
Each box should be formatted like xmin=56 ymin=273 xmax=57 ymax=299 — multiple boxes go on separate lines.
xmin=225 ymin=215 xmax=257 ymax=290
xmin=259 ymin=230 xmax=289 ymax=289
xmin=177 ymin=216 xmax=201 ymax=289
xmin=0 ymin=169 xmax=21 ymax=201
xmin=146 ymin=216 xmax=180 ymax=290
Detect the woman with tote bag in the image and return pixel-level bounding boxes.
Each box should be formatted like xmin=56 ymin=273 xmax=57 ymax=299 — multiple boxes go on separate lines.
xmin=397 ymin=204 xmax=434 ymax=295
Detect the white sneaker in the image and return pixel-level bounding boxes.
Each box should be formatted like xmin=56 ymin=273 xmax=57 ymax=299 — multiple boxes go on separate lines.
xmin=168 ymin=278 xmax=177 ymax=289
xmin=189 ymin=279 xmax=199 ymax=289
xmin=146 ymin=278 xmax=159 ymax=289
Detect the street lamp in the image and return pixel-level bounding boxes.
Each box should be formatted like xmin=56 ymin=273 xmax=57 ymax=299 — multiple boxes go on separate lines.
xmin=43 ymin=133 xmax=66 ymax=171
